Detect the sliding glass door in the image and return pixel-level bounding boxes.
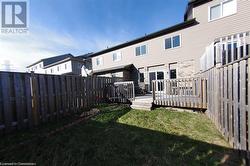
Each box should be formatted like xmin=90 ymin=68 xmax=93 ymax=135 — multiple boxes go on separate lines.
xmin=149 ymin=71 xmax=164 ymax=92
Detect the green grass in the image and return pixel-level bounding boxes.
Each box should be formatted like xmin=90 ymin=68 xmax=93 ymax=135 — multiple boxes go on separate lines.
xmin=0 ymin=104 xmax=243 ymax=166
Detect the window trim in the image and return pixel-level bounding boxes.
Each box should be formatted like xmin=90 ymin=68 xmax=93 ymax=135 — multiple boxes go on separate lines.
xmin=112 ymin=52 xmax=122 ymax=62
xmin=135 ymin=44 xmax=147 ymax=56
xmin=208 ymin=0 xmax=237 ymax=22
xmin=164 ymin=34 xmax=182 ymax=50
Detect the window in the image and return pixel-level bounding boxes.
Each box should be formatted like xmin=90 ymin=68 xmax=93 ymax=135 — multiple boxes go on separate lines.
xmin=141 ymin=45 xmax=146 ymax=55
xmin=111 ymin=73 xmax=117 ymax=77
xmin=209 ymin=0 xmax=237 ymax=21
xmin=173 ymin=36 xmax=180 ymax=47
xmin=96 ymin=57 xmax=103 ymax=66
xmin=157 ymin=72 xmax=164 ymax=80
xmin=136 ymin=47 xmax=140 ymax=56
xmin=165 ymin=38 xmax=172 ymax=49
xmin=65 ymin=64 xmax=67 ymax=69
xmin=51 ymin=68 xmax=53 ymax=73
xmin=135 ymin=45 xmax=147 ymax=56
xmin=113 ymin=52 xmax=122 ymax=61
xmin=170 ymin=69 xmax=177 ymax=79
xmin=57 ymin=66 xmax=60 ymax=71
xmin=39 ymin=64 xmax=42 ymax=68
xmin=222 ymin=0 xmax=237 ymax=17
xmin=139 ymin=73 xmax=144 ymax=82
xmin=210 ymin=4 xmax=221 ymax=20
xmin=165 ymin=35 xmax=181 ymax=49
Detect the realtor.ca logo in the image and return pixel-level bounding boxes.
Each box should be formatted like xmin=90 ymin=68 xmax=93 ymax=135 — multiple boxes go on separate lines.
xmin=0 ymin=0 xmax=29 ymax=34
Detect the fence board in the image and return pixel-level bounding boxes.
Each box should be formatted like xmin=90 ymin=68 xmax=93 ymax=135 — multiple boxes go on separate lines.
xmin=54 ymin=76 xmax=61 ymax=118
xmin=248 ymin=58 xmax=250 ymax=151
xmin=1 ymin=73 xmax=13 ymax=132
xmin=47 ymin=75 xmax=55 ymax=121
xmin=14 ymin=73 xmax=24 ymax=129
xmin=25 ymin=74 xmax=33 ymax=128
xmin=228 ymin=65 xmax=233 ymax=145
xmin=240 ymin=60 xmax=247 ymax=150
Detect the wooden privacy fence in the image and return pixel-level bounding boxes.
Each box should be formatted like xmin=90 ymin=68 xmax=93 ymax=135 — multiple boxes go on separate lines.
xmin=203 ymin=31 xmax=250 ymax=152
xmin=0 ymin=71 xmax=121 ymax=132
xmin=152 ymin=78 xmax=207 ymax=109
xmin=108 ymin=81 xmax=135 ymax=103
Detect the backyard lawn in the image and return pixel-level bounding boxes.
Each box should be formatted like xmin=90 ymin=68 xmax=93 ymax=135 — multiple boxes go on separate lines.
xmin=0 ymin=104 xmax=243 ymax=166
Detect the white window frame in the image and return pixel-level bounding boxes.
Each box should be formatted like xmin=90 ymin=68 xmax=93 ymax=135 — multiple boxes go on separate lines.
xmin=164 ymin=34 xmax=182 ymax=50
xmin=208 ymin=0 xmax=237 ymax=22
xmin=96 ymin=57 xmax=103 ymax=66
xmin=135 ymin=45 xmax=147 ymax=56
xmin=112 ymin=52 xmax=122 ymax=62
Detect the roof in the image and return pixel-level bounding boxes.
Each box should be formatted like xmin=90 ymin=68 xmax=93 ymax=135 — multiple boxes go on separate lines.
xmin=92 ymin=64 xmax=134 ymax=75
xmin=43 ymin=54 xmax=73 ymax=66
xmin=76 ymin=53 xmax=93 ymax=59
xmin=27 ymin=53 xmax=73 ymax=68
xmin=188 ymin=0 xmax=211 ymax=6
xmin=89 ymin=18 xmax=198 ymax=58
xmin=43 ymin=57 xmax=84 ymax=69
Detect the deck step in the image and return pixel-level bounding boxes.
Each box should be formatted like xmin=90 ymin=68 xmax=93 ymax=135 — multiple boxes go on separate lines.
xmin=131 ymin=102 xmax=152 ymax=107
xmin=130 ymin=104 xmax=152 ymax=111
xmin=131 ymin=95 xmax=153 ymax=111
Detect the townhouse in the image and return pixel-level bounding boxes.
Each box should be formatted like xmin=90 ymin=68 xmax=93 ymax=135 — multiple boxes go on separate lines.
xmin=27 ymin=53 xmax=92 ymax=76
xmin=89 ymin=0 xmax=250 ymax=93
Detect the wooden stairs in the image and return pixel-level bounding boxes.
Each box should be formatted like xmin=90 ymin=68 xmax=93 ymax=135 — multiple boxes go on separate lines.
xmin=130 ymin=95 xmax=153 ymax=111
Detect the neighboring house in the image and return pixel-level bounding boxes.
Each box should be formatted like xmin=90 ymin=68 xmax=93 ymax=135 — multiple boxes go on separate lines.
xmin=89 ymin=0 xmax=250 ymax=93
xmin=27 ymin=53 xmax=92 ymax=76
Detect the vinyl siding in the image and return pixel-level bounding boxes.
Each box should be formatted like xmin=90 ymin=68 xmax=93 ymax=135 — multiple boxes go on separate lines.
xmin=92 ymin=0 xmax=250 ymax=81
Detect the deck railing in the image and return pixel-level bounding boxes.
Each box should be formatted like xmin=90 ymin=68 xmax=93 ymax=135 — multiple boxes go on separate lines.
xmin=108 ymin=81 xmax=135 ymax=103
xmin=152 ymin=78 xmax=207 ymax=109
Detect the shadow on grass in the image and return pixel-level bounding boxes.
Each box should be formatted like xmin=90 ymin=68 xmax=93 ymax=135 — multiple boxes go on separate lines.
xmin=0 ymin=104 xmax=244 ymax=166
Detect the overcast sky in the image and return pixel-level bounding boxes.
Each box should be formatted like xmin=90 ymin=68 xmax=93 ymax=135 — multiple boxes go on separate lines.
xmin=0 ymin=0 xmax=188 ymax=72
